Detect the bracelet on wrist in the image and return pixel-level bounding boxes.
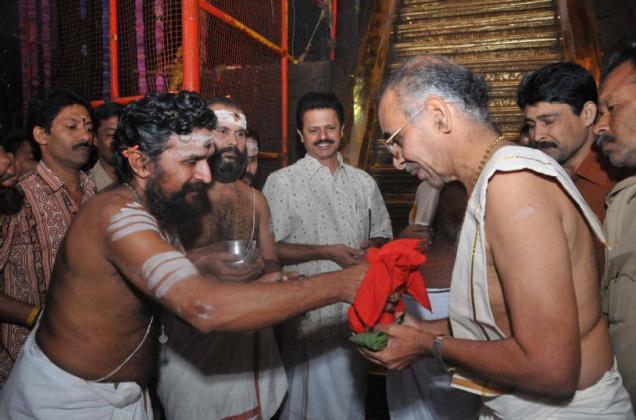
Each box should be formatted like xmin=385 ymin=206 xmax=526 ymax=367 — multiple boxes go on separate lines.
xmin=25 ymin=304 xmax=42 ymax=329
xmin=432 ymin=334 xmax=456 ymax=374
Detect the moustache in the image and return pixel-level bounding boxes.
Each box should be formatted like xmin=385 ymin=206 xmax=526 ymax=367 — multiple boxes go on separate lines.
xmin=531 ymin=140 xmax=559 ymax=150
xmin=595 ymin=133 xmax=616 ymax=148
xmin=313 ymin=139 xmax=335 ymax=147
xmin=73 ymin=141 xmax=92 ymax=150
xmin=217 ymin=146 xmax=242 ymax=159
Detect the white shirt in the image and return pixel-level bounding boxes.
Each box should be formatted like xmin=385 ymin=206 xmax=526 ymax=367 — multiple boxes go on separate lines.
xmin=263 ymin=153 xmax=392 ymax=339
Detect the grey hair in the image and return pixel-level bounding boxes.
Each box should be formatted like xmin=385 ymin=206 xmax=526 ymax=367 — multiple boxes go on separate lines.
xmin=384 ymin=55 xmax=492 ymax=125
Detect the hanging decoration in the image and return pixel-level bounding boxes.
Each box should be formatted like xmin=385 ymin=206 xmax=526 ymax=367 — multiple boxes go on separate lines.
xmin=40 ymin=0 xmax=51 ymax=90
xmin=135 ymin=0 xmax=148 ymax=95
xmin=154 ymin=0 xmax=166 ymax=92
xmin=101 ymin=0 xmax=110 ymax=100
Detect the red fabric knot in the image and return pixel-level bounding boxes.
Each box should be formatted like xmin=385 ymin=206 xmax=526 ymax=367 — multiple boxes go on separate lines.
xmin=348 ymin=239 xmax=431 ymax=333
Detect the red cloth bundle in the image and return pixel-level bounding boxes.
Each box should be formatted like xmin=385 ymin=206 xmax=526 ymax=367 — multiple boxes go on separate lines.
xmin=348 ymin=239 xmax=431 ymax=333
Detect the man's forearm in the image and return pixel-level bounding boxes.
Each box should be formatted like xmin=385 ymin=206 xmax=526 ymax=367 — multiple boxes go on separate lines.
xmin=277 ymin=242 xmax=328 ymax=265
xmin=430 ymin=334 xmax=578 ymax=397
xmin=175 ymin=268 xmax=357 ymax=333
xmin=0 ymin=293 xmax=37 ymax=327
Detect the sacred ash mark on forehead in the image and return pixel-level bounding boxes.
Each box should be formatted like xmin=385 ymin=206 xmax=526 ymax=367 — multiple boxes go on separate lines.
xmin=214 ymin=109 xmax=247 ymax=130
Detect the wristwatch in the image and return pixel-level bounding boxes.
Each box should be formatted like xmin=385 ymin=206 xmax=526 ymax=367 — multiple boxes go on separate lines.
xmin=433 ymin=334 xmax=456 ymax=374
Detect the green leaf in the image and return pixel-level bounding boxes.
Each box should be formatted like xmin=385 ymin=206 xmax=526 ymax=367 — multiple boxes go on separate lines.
xmin=349 ymin=331 xmax=388 ymax=351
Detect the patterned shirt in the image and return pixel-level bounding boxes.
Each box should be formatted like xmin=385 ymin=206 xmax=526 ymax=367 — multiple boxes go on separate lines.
xmin=263 ymin=153 xmax=392 ymax=340
xmin=0 ymin=161 xmax=95 ymax=385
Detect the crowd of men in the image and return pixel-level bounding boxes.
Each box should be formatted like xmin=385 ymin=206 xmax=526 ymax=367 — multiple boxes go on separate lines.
xmin=0 ymin=41 xmax=635 ymax=419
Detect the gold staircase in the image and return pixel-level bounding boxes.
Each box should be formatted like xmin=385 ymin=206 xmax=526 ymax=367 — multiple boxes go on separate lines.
xmin=345 ymin=0 xmax=601 ymax=232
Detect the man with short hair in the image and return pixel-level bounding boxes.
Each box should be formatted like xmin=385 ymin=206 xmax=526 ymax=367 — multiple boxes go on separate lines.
xmin=158 ymin=97 xmax=287 ymax=420
xmin=89 ymin=102 xmax=124 ymax=191
xmin=0 ymin=88 xmax=96 ymax=387
xmin=360 ymin=55 xmax=632 ymax=418
xmin=0 ymin=91 xmax=366 ymax=418
xmin=594 ymin=41 xmax=636 ymax=409
xmin=263 ymin=92 xmax=393 ymax=419
xmin=242 ymin=129 xmax=260 ymax=186
xmin=517 ymin=62 xmax=617 ymax=221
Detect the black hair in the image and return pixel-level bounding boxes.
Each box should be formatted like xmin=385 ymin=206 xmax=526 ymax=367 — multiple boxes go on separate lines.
xmin=112 ymin=91 xmax=217 ymax=183
xmin=1 ymin=129 xmax=41 ymax=162
xmin=516 ymin=62 xmax=597 ymax=115
xmin=205 ymin=96 xmax=243 ymax=112
xmin=27 ymin=88 xmax=92 ymax=134
xmin=295 ymin=92 xmax=344 ymax=131
xmin=602 ymin=41 xmax=636 ymax=81
xmin=93 ymin=102 xmax=124 ymax=132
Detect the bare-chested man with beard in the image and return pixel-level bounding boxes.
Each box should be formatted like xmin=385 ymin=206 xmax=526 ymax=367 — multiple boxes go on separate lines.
xmin=0 ymin=92 xmax=366 ymax=419
xmin=359 ymin=56 xmax=633 ymax=418
xmin=157 ymin=97 xmax=287 ymax=420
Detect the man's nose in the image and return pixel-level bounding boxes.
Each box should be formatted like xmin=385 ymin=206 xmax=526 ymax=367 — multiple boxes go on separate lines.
xmin=593 ymin=113 xmax=609 ymax=137
xmin=534 ymin=124 xmax=548 ymax=141
xmin=392 ymin=154 xmax=406 ymax=171
xmin=195 ymin=159 xmax=212 ymax=184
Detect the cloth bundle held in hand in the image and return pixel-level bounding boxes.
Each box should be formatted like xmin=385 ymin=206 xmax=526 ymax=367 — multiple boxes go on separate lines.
xmin=348 ymin=238 xmax=431 ymax=334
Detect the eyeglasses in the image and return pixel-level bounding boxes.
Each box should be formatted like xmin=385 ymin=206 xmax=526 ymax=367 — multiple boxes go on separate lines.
xmin=382 ymin=102 xmax=427 ymax=155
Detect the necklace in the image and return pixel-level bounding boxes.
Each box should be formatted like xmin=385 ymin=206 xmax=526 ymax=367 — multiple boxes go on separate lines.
xmin=233 ymin=182 xmax=244 ymax=238
xmin=123 ymin=182 xmax=142 ymax=203
xmin=467 ymin=135 xmax=505 ymax=197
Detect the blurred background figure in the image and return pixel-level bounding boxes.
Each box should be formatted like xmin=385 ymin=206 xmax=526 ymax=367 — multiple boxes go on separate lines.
xmin=1 ymin=129 xmax=39 ymax=177
xmin=242 ymin=129 xmax=260 ymax=186
xmin=89 ymin=102 xmax=124 ymax=191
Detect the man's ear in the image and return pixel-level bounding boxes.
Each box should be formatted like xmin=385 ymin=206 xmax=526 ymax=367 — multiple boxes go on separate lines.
xmin=297 ymin=129 xmax=304 ymax=144
xmin=340 ymin=123 xmax=345 ymax=137
xmin=426 ymin=97 xmax=452 ymax=134
xmin=128 ymin=152 xmax=151 ymax=179
xmin=32 ymin=126 xmax=48 ymax=146
xmin=581 ymin=101 xmax=597 ymax=127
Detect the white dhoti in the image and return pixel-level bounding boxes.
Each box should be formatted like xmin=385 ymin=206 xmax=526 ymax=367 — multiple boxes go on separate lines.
xmin=386 ymin=289 xmax=480 ymax=420
xmin=0 ymin=331 xmax=152 ymax=420
xmin=158 ymin=321 xmax=287 ymax=420
xmin=279 ymin=337 xmax=369 ymax=420
xmin=480 ymin=361 xmax=634 ymax=419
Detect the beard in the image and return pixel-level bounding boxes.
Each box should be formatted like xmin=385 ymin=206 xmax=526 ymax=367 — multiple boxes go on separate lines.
xmin=0 ymin=187 xmax=24 ymax=215
xmin=144 ymin=168 xmax=211 ymax=232
xmin=211 ymin=146 xmax=247 ymax=183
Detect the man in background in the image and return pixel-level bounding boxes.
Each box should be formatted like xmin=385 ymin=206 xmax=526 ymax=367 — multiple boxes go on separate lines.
xmin=0 ymin=88 xmax=96 ymax=386
xmin=517 ymin=62 xmax=617 ymax=221
xmin=158 ymin=97 xmax=286 ymax=419
xmin=264 ymin=91 xmax=393 ymax=419
xmin=89 ymin=102 xmax=124 ymax=191
xmin=242 ymin=128 xmax=260 ymax=186
xmin=594 ymin=41 xmax=636 ymax=409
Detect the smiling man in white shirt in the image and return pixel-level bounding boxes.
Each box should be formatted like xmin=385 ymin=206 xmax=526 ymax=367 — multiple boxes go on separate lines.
xmin=263 ymin=91 xmax=393 ymax=419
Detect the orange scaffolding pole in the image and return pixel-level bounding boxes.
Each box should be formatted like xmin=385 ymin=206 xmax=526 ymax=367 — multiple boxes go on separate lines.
xmin=281 ymin=0 xmax=289 ymax=167
xmin=182 ymin=0 xmax=201 ymax=92
xmin=109 ymin=0 xmax=119 ymax=99
xmin=330 ymin=0 xmax=337 ymax=60
xmin=198 ymin=0 xmax=298 ymax=64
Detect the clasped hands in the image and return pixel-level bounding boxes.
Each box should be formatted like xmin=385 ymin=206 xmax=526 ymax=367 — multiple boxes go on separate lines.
xmin=357 ymin=313 xmax=445 ymax=371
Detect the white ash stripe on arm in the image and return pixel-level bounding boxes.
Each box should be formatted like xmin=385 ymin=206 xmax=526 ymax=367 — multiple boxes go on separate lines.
xmin=107 ymin=203 xmax=161 ymax=241
xmin=142 ymin=251 xmax=199 ymax=298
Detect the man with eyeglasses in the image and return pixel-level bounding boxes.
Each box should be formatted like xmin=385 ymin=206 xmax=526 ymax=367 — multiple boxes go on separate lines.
xmin=157 ymin=97 xmax=287 ymax=419
xmin=359 ymin=55 xmax=633 ymax=418
xmin=263 ymin=91 xmax=392 ymax=419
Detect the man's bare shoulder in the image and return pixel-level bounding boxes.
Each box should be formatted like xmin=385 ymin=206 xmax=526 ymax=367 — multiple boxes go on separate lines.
xmin=83 ymin=187 xmax=142 ymax=225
